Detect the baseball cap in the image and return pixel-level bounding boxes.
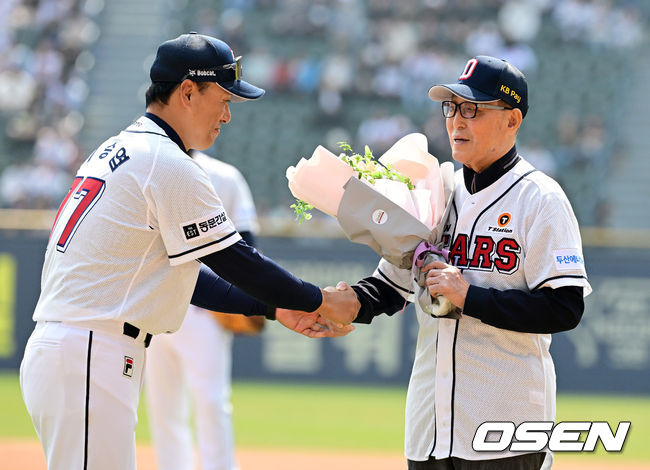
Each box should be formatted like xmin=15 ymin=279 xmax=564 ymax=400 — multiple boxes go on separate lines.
xmin=150 ymin=32 xmax=265 ymax=102
xmin=428 ymin=55 xmax=528 ymax=118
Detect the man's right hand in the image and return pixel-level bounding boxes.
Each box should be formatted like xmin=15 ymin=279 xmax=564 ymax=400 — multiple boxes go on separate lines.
xmin=318 ymin=281 xmax=360 ymax=327
xmin=276 ymin=308 xmax=354 ymax=338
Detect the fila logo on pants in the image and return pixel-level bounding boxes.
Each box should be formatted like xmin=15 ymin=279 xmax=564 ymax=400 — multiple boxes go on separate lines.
xmin=123 ymin=356 xmax=134 ymax=377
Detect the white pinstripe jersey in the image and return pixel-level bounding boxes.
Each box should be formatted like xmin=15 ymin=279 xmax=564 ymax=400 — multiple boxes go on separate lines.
xmin=374 ymin=157 xmax=591 ymax=462
xmin=33 ymin=116 xmax=241 ymax=334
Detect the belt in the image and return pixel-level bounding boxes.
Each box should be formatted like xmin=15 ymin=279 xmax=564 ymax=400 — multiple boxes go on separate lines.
xmin=123 ymin=322 xmax=152 ymax=348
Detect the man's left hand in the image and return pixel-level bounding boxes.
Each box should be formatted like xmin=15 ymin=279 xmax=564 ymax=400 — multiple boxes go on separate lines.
xmin=422 ymin=260 xmax=470 ymax=309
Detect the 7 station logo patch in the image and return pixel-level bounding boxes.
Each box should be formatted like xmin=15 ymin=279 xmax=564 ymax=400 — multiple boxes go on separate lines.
xmin=487 ymin=212 xmax=513 ymax=233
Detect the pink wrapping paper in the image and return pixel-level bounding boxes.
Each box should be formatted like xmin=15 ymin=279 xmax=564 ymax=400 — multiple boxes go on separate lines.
xmin=286 ymin=133 xmax=449 ymax=230
xmin=286 ymin=145 xmax=354 ymax=217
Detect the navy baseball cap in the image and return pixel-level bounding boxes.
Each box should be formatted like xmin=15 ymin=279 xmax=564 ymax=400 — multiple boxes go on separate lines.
xmin=428 ymin=55 xmax=528 ymax=118
xmin=150 ymin=32 xmax=265 ymax=102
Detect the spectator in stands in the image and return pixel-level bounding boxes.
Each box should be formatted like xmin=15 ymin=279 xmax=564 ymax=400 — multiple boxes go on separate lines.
xmin=356 ymin=109 xmax=416 ymax=155
xmin=0 ymin=0 xmax=100 ymax=209
xmin=0 ymin=0 xmax=645 ymax=224
xmin=0 ymin=65 xmax=37 ymax=112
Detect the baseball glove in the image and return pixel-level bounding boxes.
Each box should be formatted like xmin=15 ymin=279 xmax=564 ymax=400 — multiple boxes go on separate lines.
xmin=211 ymin=311 xmax=265 ymax=335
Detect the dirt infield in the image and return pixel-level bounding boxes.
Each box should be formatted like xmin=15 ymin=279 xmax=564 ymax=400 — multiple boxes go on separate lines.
xmin=3 ymin=440 xmax=649 ymax=470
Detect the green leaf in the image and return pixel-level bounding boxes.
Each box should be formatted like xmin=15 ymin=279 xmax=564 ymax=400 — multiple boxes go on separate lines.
xmin=290 ymin=141 xmax=416 ymax=223
xmin=291 ymin=198 xmax=314 ymax=224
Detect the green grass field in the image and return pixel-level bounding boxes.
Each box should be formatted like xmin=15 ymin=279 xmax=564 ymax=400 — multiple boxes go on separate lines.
xmin=2 ymin=372 xmax=648 ymax=464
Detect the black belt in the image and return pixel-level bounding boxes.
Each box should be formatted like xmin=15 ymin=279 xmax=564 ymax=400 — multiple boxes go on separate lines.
xmin=123 ymin=322 xmax=152 ymax=348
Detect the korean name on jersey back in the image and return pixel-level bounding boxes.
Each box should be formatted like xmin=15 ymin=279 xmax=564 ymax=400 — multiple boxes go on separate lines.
xmin=85 ymin=141 xmax=130 ymax=172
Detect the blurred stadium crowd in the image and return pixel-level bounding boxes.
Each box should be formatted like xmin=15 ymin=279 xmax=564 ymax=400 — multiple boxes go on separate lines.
xmin=0 ymin=0 xmax=647 ymax=228
xmin=0 ymin=0 xmax=102 ymax=209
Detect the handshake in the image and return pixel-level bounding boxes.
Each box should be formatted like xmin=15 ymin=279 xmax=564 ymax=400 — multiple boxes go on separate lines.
xmin=276 ymin=281 xmax=361 ymax=338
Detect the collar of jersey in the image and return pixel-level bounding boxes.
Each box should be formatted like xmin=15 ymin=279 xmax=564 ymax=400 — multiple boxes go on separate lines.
xmin=463 ymin=145 xmax=519 ymax=195
xmin=144 ymin=112 xmax=189 ymax=155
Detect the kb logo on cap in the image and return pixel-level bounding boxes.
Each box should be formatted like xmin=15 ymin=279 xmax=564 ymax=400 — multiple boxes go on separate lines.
xmin=499 ymin=85 xmax=521 ymax=104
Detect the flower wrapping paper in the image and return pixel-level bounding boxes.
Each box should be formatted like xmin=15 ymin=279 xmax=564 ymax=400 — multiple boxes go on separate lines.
xmin=286 ymin=133 xmax=455 ymax=267
xmin=286 ymin=133 xmax=457 ymax=317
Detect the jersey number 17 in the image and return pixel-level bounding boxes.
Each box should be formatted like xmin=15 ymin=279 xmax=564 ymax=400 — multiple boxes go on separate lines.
xmin=50 ymin=176 xmax=106 ymax=253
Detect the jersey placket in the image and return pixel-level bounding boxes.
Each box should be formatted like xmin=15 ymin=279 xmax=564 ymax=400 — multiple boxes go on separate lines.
xmin=431 ymin=190 xmax=488 ymax=459
xmin=432 ymin=317 xmax=458 ymax=458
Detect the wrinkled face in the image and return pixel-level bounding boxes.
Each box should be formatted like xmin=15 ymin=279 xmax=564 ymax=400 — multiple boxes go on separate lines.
xmin=445 ymin=95 xmax=515 ymax=172
xmin=189 ymin=82 xmax=232 ymax=150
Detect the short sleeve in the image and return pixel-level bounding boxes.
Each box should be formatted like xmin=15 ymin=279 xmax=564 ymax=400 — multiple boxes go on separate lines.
xmin=523 ymin=190 xmax=591 ymax=296
xmin=372 ymin=258 xmax=415 ymax=302
xmin=146 ymin=154 xmax=241 ymax=266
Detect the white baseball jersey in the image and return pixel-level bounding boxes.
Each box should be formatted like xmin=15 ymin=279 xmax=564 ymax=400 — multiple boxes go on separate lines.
xmin=33 ymin=115 xmax=241 ymax=334
xmin=374 ymin=157 xmax=591 ymax=462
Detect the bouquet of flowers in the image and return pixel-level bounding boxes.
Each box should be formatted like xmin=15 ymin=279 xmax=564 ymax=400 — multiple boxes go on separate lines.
xmin=286 ymin=133 xmax=456 ymax=317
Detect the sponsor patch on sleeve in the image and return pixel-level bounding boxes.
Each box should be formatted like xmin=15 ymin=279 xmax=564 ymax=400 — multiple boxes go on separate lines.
xmin=180 ymin=212 xmax=229 ymax=241
xmin=553 ymin=249 xmax=585 ymax=271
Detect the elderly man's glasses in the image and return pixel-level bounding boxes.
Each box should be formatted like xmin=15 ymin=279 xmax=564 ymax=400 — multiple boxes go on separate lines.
xmin=442 ymin=100 xmax=513 ymax=119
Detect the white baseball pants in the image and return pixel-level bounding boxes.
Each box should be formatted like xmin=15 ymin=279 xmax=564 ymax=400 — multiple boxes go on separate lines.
xmin=20 ymin=320 xmax=147 ymax=470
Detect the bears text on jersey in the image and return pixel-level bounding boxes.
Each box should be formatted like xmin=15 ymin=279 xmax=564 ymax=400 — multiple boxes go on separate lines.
xmin=443 ymin=233 xmax=521 ymax=274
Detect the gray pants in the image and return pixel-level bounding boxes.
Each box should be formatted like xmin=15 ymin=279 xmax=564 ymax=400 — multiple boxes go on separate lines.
xmin=407 ymin=452 xmax=546 ymax=470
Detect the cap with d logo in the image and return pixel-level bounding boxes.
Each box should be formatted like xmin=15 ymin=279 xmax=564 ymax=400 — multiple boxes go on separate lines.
xmin=150 ymin=32 xmax=264 ymax=102
xmin=428 ymin=55 xmax=528 ymax=118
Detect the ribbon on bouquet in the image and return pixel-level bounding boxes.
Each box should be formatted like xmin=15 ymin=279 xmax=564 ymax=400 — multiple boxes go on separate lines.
xmin=411 ymin=240 xmax=458 ymax=319
xmin=412 ymin=240 xmax=450 ymax=272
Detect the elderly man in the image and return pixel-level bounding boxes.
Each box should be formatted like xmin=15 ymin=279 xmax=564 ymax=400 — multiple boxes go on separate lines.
xmin=324 ymin=56 xmax=591 ymax=470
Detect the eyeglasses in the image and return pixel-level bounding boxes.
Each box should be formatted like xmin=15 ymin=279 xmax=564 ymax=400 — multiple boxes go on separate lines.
xmin=181 ymin=56 xmax=243 ymax=82
xmin=441 ymin=100 xmax=513 ymax=119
